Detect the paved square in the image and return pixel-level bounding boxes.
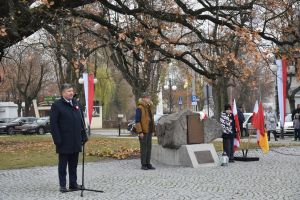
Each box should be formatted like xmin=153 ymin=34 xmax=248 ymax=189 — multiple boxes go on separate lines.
xmin=0 ymin=147 xmax=300 ymax=200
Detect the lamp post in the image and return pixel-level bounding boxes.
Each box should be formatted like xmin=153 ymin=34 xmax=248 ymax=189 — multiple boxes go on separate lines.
xmin=270 ymin=63 xmax=283 ymax=139
xmin=270 ymin=64 xmax=279 ymax=117
xmin=78 ymin=78 xmax=98 ymax=84
xmin=206 ymin=84 xmax=210 ymax=117
xmin=164 ymin=78 xmax=177 ymax=113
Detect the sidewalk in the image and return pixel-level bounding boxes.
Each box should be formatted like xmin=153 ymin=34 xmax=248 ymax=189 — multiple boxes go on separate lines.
xmin=1 ymin=146 xmax=300 ymax=200
xmin=91 ymin=128 xmax=131 ymax=137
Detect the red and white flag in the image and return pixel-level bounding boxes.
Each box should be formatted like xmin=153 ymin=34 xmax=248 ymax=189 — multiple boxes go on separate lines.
xmin=252 ymin=101 xmax=259 ymax=143
xmin=252 ymin=101 xmax=269 ymax=153
xmin=232 ymin=99 xmax=240 ymax=151
xmin=276 ymin=58 xmax=287 ymax=128
xmin=83 ymin=73 xmax=95 ymax=125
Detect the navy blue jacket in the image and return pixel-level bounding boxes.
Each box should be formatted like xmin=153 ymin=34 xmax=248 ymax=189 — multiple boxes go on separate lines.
xmin=50 ymin=98 xmax=85 ymax=154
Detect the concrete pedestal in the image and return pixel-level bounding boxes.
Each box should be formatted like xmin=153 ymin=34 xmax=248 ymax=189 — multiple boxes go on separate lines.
xmin=151 ymin=144 xmax=219 ymax=168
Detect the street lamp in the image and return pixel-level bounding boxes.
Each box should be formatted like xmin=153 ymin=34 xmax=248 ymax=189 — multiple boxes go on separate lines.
xmin=164 ymin=78 xmax=177 ymax=113
xmin=270 ymin=63 xmax=283 ymax=139
xmin=78 ymin=78 xmax=98 ymax=84
xmin=270 ymin=64 xmax=279 ymax=117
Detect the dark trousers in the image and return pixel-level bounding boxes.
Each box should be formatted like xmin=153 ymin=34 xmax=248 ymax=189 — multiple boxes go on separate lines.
xmin=223 ymin=136 xmax=234 ymax=160
xmin=139 ymin=132 xmax=152 ymax=166
xmin=267 ymin=130 xmax=277 ymax=141
xmin=294 ymin=129 xmax=300 ymax=140
xmin=58 ymin=153 xmax=79 ymax=187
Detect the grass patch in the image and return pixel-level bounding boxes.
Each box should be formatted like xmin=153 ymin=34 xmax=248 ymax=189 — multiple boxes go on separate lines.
xmin=0 ymin=135 xmax=299 ymax=170
xmin=0 ymin=135 xmax=142 ymax=170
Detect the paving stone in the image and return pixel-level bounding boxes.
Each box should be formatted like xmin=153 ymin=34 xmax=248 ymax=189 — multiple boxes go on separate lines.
xmin=0 ymin=147 xmax=300 ymax=200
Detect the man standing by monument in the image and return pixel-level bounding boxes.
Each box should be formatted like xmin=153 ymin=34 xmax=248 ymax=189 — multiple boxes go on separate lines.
xmin=135 ymin=92 xmax=156 ymax=170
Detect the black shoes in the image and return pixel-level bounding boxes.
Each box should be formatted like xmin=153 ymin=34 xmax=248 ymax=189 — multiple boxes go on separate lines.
xmin=59 ymin=186 xmax=68 ymax=193
xmin=147 ymin=164 xmax=156 ymax=170
xmin=141 ymin=165 xmax=148 ymax=170
xmin=229 ymin=159 xmax=235 ymax=163
xmin=60 ymin=184 xmax=83 ymax=192
xmin=69 ymin=183 xmax=83 ymax=191
xmin=141 ymin=164 xmax=156 ymax=170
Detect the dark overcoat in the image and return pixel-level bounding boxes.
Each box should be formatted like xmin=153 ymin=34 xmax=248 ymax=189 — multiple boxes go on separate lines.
xmin=50 ymin=98 xmax=84 ymax=154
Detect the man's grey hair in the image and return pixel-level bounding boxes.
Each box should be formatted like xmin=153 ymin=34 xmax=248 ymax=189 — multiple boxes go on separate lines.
xmin=60 ymin=83 xmax=73 ymax=93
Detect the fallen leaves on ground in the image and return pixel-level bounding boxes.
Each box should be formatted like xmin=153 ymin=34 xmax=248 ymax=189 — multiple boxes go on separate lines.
xmin=0 ymin=140 xmax=53 ymax=153
xmin=87 ymin=146 xmax=140 ymax=160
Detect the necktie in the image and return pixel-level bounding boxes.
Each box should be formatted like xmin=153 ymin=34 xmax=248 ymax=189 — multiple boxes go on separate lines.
xmin=69 ymin=100 xmax=73 ymax=106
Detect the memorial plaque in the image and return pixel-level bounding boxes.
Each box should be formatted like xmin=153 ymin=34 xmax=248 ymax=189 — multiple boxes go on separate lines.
xmin=187 ymin=114 xmax=204 ymax=144
xmin=194 ymin=151 xmax=214 ymax=164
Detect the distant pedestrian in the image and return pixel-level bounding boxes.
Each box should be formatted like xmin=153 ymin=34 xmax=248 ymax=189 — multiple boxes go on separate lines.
xmin=265 ymin=106 xmax=278 ymax=141
xmin=220 ymin=104 xmax=236 ymax=163
xmin=293 ymin=113 xmax=300 ymax=141
xmin=135 ymin=92 xmax=156 ymax=170
xmin=237 ymin=105 xmax=245 ymax=136
xmin=50 ymin=84 xmax=88 ymax=193
xmin=292 ymin=104 xmax=300 ymax=120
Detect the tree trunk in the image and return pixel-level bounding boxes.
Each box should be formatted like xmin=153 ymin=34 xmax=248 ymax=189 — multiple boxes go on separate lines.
xmin=24 ymin=99 xmax=32 ymax=117
xmin=212 ymin=77 xmax=229 ymax=120
xmin=17 ymin=101 xmax=22 ymax=117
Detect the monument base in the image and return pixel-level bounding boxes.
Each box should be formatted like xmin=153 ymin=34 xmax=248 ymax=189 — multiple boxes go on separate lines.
xmin=151 ymin=144 xmax=219 ymax=168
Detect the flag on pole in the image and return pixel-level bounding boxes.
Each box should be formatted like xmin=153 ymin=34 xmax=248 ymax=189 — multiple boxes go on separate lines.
xmin=252 ymin=100 xmax=259 ymax=143
xmin=276 ymin=58 xmax=287 ymax=128
xmin=232 ymin=99 xmax=240 ymax=151
xmin=83 ymin=73 xmax=95 ymax=125
xmin=252 ymin=102 xmax=269 ymax=153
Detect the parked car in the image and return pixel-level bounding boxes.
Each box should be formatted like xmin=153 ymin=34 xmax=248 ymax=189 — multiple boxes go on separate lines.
xmin=127 ymin=120 xmax=136 ymax=135
xmin=127 ymin=114 xmax=168 ymax=135
xmin=15 ymin=117 xmax=50 ymax=135
xmin=276 ymin=114 xmax=293 ymax=135
xmin=242 ymin=113 xmax=253 ymax=137
xmin=154 ymin=114 xmax=169 ymax=125
xmin=242 ymin=113 xmax=294 ymax=137
xmin=0 ymin=117 xmax=37 ymax=135
xmin=0 ymin=118 xmax=14 ymax=123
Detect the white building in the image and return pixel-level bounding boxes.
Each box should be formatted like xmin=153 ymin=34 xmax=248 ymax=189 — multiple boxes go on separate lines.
xmin=0 ymin=102 xmax=18 ymax=118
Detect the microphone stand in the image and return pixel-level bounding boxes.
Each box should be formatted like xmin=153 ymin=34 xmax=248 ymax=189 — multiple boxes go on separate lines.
xmin=67 ymin=100 xmax=103 ymax=196
xmin=79 ymin=125 xmax=103 ymax=197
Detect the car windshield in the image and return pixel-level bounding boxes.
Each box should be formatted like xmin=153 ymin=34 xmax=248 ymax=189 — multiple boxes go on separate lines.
xmin=244 ymin=113 xmax=251 ymax=118
xmin=10 ymin=118 xmax=21 ymax=123
xmin=285 ymin=114 xmax=292 ymax=122
xmin=244 ymin=113 xmax=251 ymax=120
xmin=37 ymin=118 xmax=48 ymax=123
xmin=154 ymin=115 xmax=163 ymax=122
xmin=154 ymin=114 xmax=168 ymax=122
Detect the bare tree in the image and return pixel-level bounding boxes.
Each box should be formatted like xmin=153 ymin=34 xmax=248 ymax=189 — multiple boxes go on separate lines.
xmin=1 ymin=43 xmax=51 ymax=116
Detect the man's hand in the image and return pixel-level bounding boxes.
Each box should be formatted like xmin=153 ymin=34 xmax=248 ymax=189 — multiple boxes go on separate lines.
xmin=81 ymin=129 xmax=88 ymax=145
xmin=82 ymin=137 xmax=88 ymax=145
xmin=139 ymin=132 xmax=144 ymax=139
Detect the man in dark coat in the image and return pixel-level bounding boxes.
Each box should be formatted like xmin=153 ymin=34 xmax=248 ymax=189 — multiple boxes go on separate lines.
xmin=237 ymin=106 xmax=245 ymax=135
xmin=50 ymin=83 xmax=87 ymax=193
xmin=292 ymin=104 xmax=300 ymax=120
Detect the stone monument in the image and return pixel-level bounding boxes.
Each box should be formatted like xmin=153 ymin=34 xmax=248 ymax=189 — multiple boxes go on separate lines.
xmin=152 ymin=109 xmax=222 ymax=168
